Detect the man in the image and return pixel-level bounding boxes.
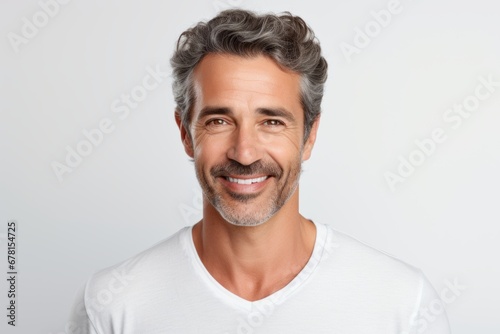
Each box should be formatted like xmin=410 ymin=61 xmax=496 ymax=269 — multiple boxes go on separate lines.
xmin=70 ymin=9 xmax=451 ymax=333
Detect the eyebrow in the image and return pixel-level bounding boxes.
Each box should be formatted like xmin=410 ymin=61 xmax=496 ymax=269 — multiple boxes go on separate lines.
xmin=197 ymin=107 xmax=232 ymax=121
xmin=197 ymin=106 xmax=296 ymax=123
xmin=256 ymin=107 xmax=296 ymax=123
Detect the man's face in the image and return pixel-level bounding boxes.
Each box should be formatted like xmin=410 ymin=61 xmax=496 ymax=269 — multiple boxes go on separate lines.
xmin=178 ymin=53 xmax=318 ymax=226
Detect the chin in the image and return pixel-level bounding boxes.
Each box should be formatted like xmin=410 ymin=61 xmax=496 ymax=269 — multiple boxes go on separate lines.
xmin=219 ymin=208 xmax=277 ymax=227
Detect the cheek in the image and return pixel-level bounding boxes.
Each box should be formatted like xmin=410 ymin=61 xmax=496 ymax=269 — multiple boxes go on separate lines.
xmin=193 ymin=135 xmax=228 ymax=165
xmin=265 ymin=141 xmax=301 ymax=170
xmin=261 ymin=131 xmax=302 ymax=156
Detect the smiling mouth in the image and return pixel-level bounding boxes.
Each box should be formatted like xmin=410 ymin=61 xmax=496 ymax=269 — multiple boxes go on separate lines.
xmin=224 ymin=176 xmax=269 ymax=184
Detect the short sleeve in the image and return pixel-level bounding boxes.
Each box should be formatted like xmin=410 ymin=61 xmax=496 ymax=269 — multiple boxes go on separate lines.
xmin=66 ymin=282 xmax=99 ymax=334
xmin=409 ymin=271 xmax=452 ymax=334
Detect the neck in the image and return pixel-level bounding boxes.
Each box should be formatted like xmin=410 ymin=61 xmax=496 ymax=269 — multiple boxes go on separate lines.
xmin=192 ymin=188 xmax=316 ymax=301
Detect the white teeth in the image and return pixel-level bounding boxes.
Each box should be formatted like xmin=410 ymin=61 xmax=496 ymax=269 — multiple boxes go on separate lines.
xmin=227 ymin=176 xmax=268 ymax=185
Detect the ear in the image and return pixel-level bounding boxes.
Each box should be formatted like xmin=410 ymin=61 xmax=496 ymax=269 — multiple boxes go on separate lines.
xmin=301 ymin=116 xmax=320 ymax=162
xmin=175 ymin=110 xmax=194 ymax=158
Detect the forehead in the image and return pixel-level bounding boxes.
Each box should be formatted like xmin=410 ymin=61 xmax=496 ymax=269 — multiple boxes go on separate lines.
xmin=191 ymin=53 xmax=302 ymax=118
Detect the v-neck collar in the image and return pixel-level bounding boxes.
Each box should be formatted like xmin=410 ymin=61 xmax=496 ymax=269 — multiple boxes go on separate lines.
xmin=182 ymin=220 xmax=328 ymax=312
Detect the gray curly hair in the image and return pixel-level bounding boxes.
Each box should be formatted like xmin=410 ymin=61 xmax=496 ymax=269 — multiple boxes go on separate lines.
xmin=170 ymin=9 xmax=328 ymax=141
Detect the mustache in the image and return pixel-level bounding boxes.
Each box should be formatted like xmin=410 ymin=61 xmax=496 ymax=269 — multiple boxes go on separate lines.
xmin=211 ymin=160 xmax=282 ymax=178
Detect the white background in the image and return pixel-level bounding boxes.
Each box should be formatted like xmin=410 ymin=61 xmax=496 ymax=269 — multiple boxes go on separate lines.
xmin=1 ymin=0 xmax=499 ymax=333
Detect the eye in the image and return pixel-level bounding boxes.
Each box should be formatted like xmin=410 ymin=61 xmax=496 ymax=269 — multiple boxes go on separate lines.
xmin=263 ymin=119 xmax=284 ymax=126
xmin=206 ymin=118 xmax=228 ymax=126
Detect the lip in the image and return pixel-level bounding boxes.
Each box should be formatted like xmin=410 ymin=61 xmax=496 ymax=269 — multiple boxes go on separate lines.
xmin=218 ymin=174 xmax=272 ymax=194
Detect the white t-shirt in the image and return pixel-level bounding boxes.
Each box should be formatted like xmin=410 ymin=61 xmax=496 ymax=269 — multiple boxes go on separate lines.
xmin=68 ymin=222 xmax=451 ymax=333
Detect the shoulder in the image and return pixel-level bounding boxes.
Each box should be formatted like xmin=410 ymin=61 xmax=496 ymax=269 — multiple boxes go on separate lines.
xmin=91 ymin=226 xmax=189 ymax=280
xmin=307 ymin=223 xmax=450 ymax=333
xmin=317 ymin=223 xmax=426 ymax=296
xmin=81 ymin=226 xmax=192 ymax=315
xmin=323 ymin=223 xmax=422 ymax=274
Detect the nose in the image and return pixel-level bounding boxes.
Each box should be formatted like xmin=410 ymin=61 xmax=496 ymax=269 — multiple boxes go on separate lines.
xmin=226 ymin=124 xmax=262 ymax=166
